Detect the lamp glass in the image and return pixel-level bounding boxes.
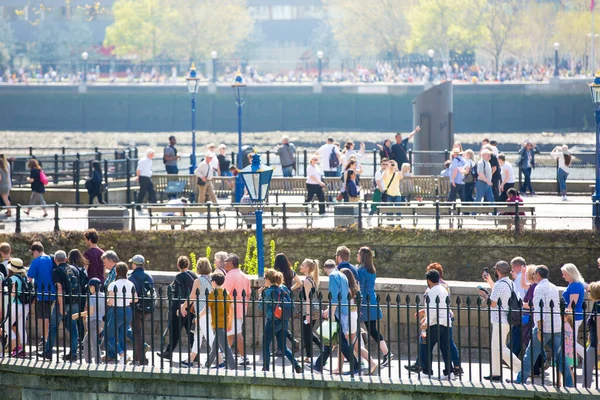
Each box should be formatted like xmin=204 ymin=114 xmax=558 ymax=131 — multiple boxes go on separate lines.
xmin=317 ymin=50 xmax=323 ymax=59
xmin=239 ymin=155 xmax=274 ymax=202
xmin=187 ymin=79 xmax=197 ymax=94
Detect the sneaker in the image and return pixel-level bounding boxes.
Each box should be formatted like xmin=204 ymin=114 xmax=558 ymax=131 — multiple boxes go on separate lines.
xmin=274 ymin=349 xmax=283 ymax=357
xmin=562 ymin=195 xmax=568 ymax=201
xmin=180 ymin=360 xmax=195 ymax=368
xmin=381 ymin=352 xmax=394 ymax=367
xmin=101 ymin=355 xmax=117 ymax=363
xmin=294 ymin=364 xmax=303 ymax=373
xmin=11 ymin=346 xmax=25 ymax=358
xmin=217 ymin=361 xmax=226 ymax=368
xmin=238 ymin=356 xmax=250 ymax=366
xmin=404 ymin=363 xmax=421 ymax=373
xmin=157 ymin=351 xmax=172 ymax=360
xmin=37 ymin=351 xmax=53 ymax=360
xmin=484 ymin=375 xmax=502 ymax=382
xmin=453 ymin=366 xmax=464 ymax=376
xmin=62 ymin=353 xmax=78 ymax=362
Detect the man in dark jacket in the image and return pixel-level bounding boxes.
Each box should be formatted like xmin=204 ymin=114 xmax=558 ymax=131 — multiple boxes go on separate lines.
xmin=158 ymin=256 xmax=197 ymax=360
xmin=128 ymin=254 xmax=154 ymax=365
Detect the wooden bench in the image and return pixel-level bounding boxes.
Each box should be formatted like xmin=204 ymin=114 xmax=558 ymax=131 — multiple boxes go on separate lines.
xmin=455 ymin=204 xmax=536 ymax=230
xmin=376 ymin=203 xmax=454 ymax=228
xmin=146 ymin=205 xmax=225 ymax=230
xmin=233 ymin=204 xmax=313 ymax=229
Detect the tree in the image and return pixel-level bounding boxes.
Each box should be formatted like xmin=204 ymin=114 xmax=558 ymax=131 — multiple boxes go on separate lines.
xmin=508 ymin=2 xmax=557 ymax=65
xmin=104 ymin=0 xmax=177 ymax=60
xmin=478 ymin=0 xmax=525 ymax=73
xmin=0 ymin=18 xmax=16 ymax=69
xmin=30 ymin=21 xmax=93 ymax=61
xmin=323 ymin=0 xmax=413 ymax=59
xmin=168 ymin=0 xmax=254 ymax=61
xmin=407 ymin=0 xmax=486 ymax=61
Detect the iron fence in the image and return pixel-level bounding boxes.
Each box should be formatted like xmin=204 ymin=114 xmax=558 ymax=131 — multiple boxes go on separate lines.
xmin=0 ymin=279 xmax=598 ymax=390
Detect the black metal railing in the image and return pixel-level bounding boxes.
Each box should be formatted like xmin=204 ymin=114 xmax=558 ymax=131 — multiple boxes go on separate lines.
xmin=1 ymin=280 xmax=598 ymax=390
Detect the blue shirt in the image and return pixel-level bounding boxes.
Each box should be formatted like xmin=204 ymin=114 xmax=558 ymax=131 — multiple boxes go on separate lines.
xmin=27 ymin=254 xmax=56 ymax=301
xmin=563 ymin=281 xmax=585 ymax=321
xmin=328 ymin=269 xmax=349 ymax=326
xmin=128 ymin=267 xmax=154 ymax=296
xmin=357 ymin=265 xmax=382 ymax=322
xmin=337 ymin=261 xmax=358 ymax=282
xmin=449 ymin=156 xmax=465 ymax=185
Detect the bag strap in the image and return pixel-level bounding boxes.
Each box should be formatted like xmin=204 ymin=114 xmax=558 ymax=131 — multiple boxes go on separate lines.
xmin=384 ymin=172 xmax=395 ymax=192
xmin=283 ymin=145 xmax=295 ymax=164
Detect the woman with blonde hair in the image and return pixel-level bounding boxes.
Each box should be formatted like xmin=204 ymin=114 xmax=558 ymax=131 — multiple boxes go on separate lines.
xmin=299 ymin=258 xmax=322 ymax=363
xmin=179 ymin=257 xmax=214 ymax=367
xmin=0 ymin=154 xmax=11 ymax=217
xmin=561 ymin=263 xmax=586 ymax=361
xmin=25 ymin=158 xmax=47 ymax=217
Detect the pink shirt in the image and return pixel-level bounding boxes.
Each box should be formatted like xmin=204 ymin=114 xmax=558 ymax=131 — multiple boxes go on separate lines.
xmin=223 ymin=268 xmax=251 ymax=318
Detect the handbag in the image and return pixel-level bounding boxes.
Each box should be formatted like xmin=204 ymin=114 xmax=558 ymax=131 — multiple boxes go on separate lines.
xmin=381 ymin=172 xmax=395 ymax=202
xmin=197 ymin=165 xmax=209 ymax=186
xmin=349 ymin=196 xmax=360 ymax=203
xmin=317 ymin=320 xmax=339 ymax=347
xmin=336 ymin=192 xmax=344 ymax=202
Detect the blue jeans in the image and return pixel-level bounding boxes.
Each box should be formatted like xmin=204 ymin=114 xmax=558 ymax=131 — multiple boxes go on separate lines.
xmin=45 ymin=302 xmax=79 ymax=354
xmin=314 ymin=317 xmax=361 ymax=373
xmin=282 ymin=166 xmax=294 ymax=177
xmin=106 ymin=306 xmax=132 ymax=358
xmin=262 ymin=319 xmax=297 ymax=371
xmin=165 ymin=165 xmax=178 ymax=174
xmin=474 ymin=181 xmax=494 ymax=203
xmin=516 ymin=329 xmax=573 ymax=387
xmin=220 ymin=170 xmax=232 ymax=177
xmin=557 ymin=168 xmax=568 ymax=194
xmin=447 ymin=184 xmax=464 ymax=202
xmin=521 ymin=167 xmax=533 ymax=194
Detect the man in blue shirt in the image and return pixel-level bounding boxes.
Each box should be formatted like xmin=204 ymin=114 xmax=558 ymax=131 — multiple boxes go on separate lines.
xmin=447 ymin=148 xmax=466 ymax=202
xmin=335 ymin=246 xmax=358 ymax=281
xmin=26 ymin=241 xmax=55 ymax=347
xmin=312 ymin=259 xmax=361 ymax=374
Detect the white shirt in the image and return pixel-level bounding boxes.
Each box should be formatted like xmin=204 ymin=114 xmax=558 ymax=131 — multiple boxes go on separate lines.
xmin=476 ymin=159 xmax=492 ymax=184
xmin=317 ymin=144 xmax=340 ymax=172
xmin=342 ymin=150 xmax=363 ymax=168
xmin=210 ymin=157 xmax=219 ymax=173
xmin=424 ymin=284 xmax=452 ymax=327
xmin=552 ymin=151 xmax=570 ymax=174
xmin=532 ymin=278 xmax=562 ymax=334
xmin=107 ymin=279 xmax=136 ymax=308
xmin=194 ymin=162 xmax=214 ymax=180
xmin=137 ymin=157 xmax=153 ymax=178
xmin=374 ymin=169 xmax=384 ymax=191
xmin=490 ymin=277 xmax=514 ymax=324
xmin=514 ymin=271 xmax=527 ymax=300
xmin=501 ymin=162 xmax=515 ymax=184
xmin=306 ymin=164 xmax=322 ymax=185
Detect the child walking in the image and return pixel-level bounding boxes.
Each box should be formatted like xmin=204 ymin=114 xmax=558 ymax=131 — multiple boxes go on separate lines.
xmin=205 ymin=273 xmax=236 ymax=369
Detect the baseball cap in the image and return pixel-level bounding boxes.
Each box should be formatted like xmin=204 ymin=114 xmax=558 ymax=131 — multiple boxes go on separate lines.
xmin=129 ymin=254 xmax=145 ymax=265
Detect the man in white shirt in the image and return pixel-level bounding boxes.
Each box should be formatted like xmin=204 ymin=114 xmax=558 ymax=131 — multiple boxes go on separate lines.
xmin=368 ymin=158 xmax=388 ymax=222
xmin=474 ymin=149 xmax=494 ymax=203
xmin=205 ymin=144 xmax=220 ymax=175
xmin=194 ymin=152 xmax=218 ymax=205
xmin=419 ymin=269 xmax=452 ymax=377
xmin=513 ymin=265 xmax=572 ymax=387
xmin=498 ymin=154 xmax=515 ymax=202
xmin=136 ymin=148 xmax=156 ymax=209
xmin=480 ymin=261 xmax=521 ymax=381
xmin=316 ymin=137 xmax=341 ymax=177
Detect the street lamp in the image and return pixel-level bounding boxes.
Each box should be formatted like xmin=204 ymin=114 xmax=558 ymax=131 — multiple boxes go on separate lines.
xmin=239 ymin=153 xmax=274 ymax=278
xmin=554 ymin=42 xmax=560 ymax=78
xmin=316 ymin=50 xmax=323 ymax=83
xmin=186 ymin=63 xmax=200 ymax=174
xmin=590 ymin=72 xmax=600 ymax=229
xmin=211 ymin=50 xmax=218 ymax=83
xmin=427 ymin=49 xmax=434 ymax=83
xmin=232 ymin=70 xmax=247 ymax=203
xmin=81 ymin=51 xmax=88 ymax=84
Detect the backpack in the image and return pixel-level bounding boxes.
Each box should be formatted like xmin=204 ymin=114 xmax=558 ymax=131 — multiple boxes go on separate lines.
xmin=16 ymin=275 xmax=36 ymax=305
xmin=163 ymin=146 xmax=169 ymax=164
xmin=62 ymin=264 xmax=81 ymax=299
xmin=39 ymin=170 xmax=49 ymax=186
xmin=74 ymin=265 xmax=89 ymax=306
xmin=329 ymin=147 xmax=340 ymax=169
xmin=471 ymin=162 xmax=478 ymax=181
xmin=500 ymin=280 xmax=521 ymax=326
xmin=273 ymin=287 xmax=294 ymax=320
xmin=135 ymin=278 xmax=156 ymax=314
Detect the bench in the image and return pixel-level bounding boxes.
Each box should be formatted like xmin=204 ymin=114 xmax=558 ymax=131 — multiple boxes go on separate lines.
xmin=146 ymin=205 xmax=225 ymax=230
xmin=376 ymin=203 xmax=454 ymax=228
xmin=233 ymin=204 xmax=313 ymax=229
xmin=455 ymin=204 xmax=536 ymax=230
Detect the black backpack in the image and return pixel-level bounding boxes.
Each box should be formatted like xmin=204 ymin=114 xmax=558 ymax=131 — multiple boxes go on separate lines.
xmin=136 ymin=278 xmax=156 ymax=314
xmin=16 ymin=275 xmax=36 ymax=305
xmin=63 ymin=264 xmax=81 ymax=296
xmin=500 ymin=281 xmax=521 ymax=326
xmin=329 ymin=147 xmax=340 ymax=169
xmin=471 ymin=163 xmax=478 ymax=181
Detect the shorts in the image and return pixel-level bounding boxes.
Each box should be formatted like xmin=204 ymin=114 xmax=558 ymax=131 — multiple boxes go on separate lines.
xmin=226 ymin=318 xmax=244 ymax=336
xmin=35 ymin=300 xmax=53 ymax=318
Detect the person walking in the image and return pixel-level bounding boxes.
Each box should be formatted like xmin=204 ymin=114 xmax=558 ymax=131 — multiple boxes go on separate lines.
xmin=276 ymin=135 xmax=296 ymax=177
xmin=551 ymin=145 xmax=571 ymax=201
xmin=345 ymin=169 xmax=360 ymax=203
xmin=27 ymin=241 xmax=55 ymax=348
xmin=474 ymin=149 xmax=494 ymax=203
xmin=3 ymin=258 xmax=30 ymax=357
xmin=316 ymin=137 xmax=341 ymax=178
xmin=516 ymin=140 xmax=536 ymax=196
xmin=560 ymin=263 xmax=586 ymax=362
xmin=135 ymin=148 xmax=157 ymax=209
xmin=205 ymin=273 xmax=237 ymax=370
xmin=86 ymin=160 xmax=106 ymax=205
xmin=0 ymin=154 xmax=12 ymax=216
xmin=447 ymin=148 xmax=465 ymax=202
xmin=217 ymin=144 xmax=231 ymax=176
xmin=24 ymin=158 xmax=47 ymax=217
xmin=105 ymin=262 xmax=136 ymax=365
xmin=583 ymin=282 xmax=600 ymax=388
xmin=305 ymin=155 xmax=326 ymax=215
xmin=222 ymin=253 xmax=251 ymax=366
xmin=298 ymin=258 xmax=322 ymax=364
xmin=194 ymin=152 xmax=218 ymax=205
xmin=356 ymin=247 xmax=393 ymax=367
xmin=462 ymin=149 xmax=476 ymax=202
xmin=163 ymin=135 xmax=180 ymax=175
xmin=74 ymin=278 xmax=105 ymax=364
xmin=128 ymin=254 xmax=154 ymax=366
xmin=498 ymin=154 xmax=515 ymax=202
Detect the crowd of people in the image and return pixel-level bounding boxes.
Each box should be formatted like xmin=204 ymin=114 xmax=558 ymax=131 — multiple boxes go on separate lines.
xmin=0 ymin=60 xmax=583 ymax=86
xmin=1 ymin=232 xmax=600 ymax=387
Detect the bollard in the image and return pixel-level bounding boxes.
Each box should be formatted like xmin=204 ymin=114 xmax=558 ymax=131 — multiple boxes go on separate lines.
xmin=514 ymin=202 xmax=520 ymax=234
xmin=372 ymin=149 xmax=377 ymax=175
xmin=358 ymin=201 xmax=363 ymax=230
xmin=282 ymin=203 xmax=287 ymax=230
xmin=54 ymin=203 xmax=60 ymax=232
xmin=53 ymin=154 xmax=59 ymax=185
xmin=409 ymin=149 xmax=413 ymax=166
xmin=435 ymin=201 xmax=440 ymax=231
xmin=130 ymin=202 xmax=136 ymax=232
xmin=15 ymin=204 xmax=21 ymax=234
xmin=74 ymin=160 xmax=81 ymax=205
xmin=103 ymin=159 xmax=109 ymax=203
xmin=207 ymin=203 xmax=212 ymax=231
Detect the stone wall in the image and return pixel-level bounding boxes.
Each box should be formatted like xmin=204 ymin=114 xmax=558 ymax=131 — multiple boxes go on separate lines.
xmin=1 ymin=229 xmax=599 ymax=284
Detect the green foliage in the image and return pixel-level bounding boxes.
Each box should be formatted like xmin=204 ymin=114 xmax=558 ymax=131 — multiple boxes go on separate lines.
xmin=269 ymin=239 xmax=276 ymax=268
xmin=0 ymin=19 xmax=15 ymax=69
xmin=31 ymin=21 xmax=93 ymax=61
xmin=205 ymin=246 xmax=211 ymax=260
xmin=190 ymin=252 xmax=197 ymax=273
xmin=244 ymin=235 xmax=258 ymax=275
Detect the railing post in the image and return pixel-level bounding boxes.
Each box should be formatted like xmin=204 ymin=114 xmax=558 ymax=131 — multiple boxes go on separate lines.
xmin=207 ymin=203 xmax=212 ymax=231
xmin=435 ymin=200 xmax=440 ymax=231
xmin=231 ymin=151 xmax=235 ymax=168
xmin=301 ymin=149 xmax=306 ymax=177
xmin=103 ymin=159 xmax=109 ymax=204
xmin=28 ymin=146 xmax=33 ymax=157
xmin=130 ymin=202 xmax=136 ymax=232
xmin=61 ymin=146 xmax=66 ymax=170
xmin=126 ymin=157 xmax=131 ymax=204
xmin=88 ymin=160 xmax=92 ymax=178
xmin=514 ymin=201 xmax=520 ymax=234
xmin=53 ymin=154 xmax=59 ymax=184
xmin=96 ymin=150 xmax=102 ymax=161
xmin=556 ymin=157 xmax=560 ymax=196
xmin=358 ymin=201 xmax=363 ymax=230
xmin=54 ymin=203 xmax=60 ymax=232
xmin=74 ymin=159 xmax=81 ymax=205
xmin=15 ymin=204 xmax=21 ymax=234
xmin=282 ymin=202 xmax=287 ymax=230
xmin=134 ymin=147 xmax=138 ymax=159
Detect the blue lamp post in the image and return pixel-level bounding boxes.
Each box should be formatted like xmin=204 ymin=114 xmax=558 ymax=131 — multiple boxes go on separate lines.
xmin=186 ymin=63 xmax=200 ymax=174
xmin=232 ymin=71 xmax=247 ymax=203
xmin=590 ymin=73 xmax=600 ymax=230
xmin=239 ymin=154 xmax=274 ymax=277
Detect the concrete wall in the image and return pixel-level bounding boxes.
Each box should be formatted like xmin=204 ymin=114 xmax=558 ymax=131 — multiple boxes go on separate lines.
xmin=0 ymin=80 xmax=591 ymax=133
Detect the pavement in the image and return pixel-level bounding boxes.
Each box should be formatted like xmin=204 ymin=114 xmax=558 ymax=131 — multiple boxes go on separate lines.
xmin=0 ymin=194 xmax=596 ymax=233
